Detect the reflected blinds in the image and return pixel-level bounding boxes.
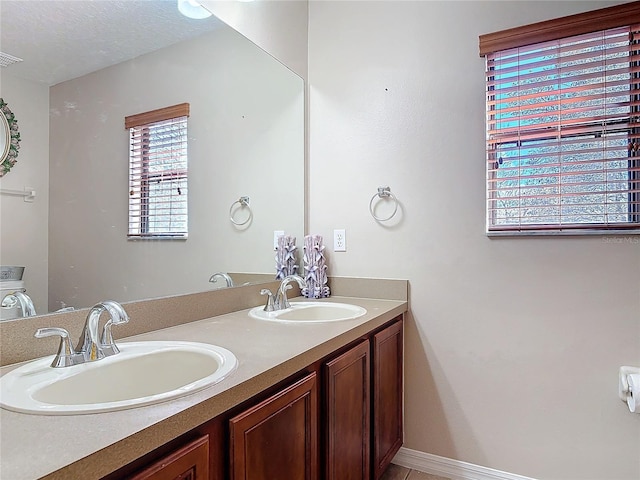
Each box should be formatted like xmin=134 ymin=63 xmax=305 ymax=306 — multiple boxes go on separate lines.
xmin=482 ymin=14 xmax=640 ymax=233
xmin=125 ymin=103 xmax=190 ymax=239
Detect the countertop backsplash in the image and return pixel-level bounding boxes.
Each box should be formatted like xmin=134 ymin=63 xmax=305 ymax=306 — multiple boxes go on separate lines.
xmin=0 ymin=277 xmax=407 ymax=367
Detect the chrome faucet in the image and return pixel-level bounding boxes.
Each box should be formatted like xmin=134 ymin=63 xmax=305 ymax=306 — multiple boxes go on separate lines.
xmin=1 ymin=291 xmax=36 ymax=317
xmin=274 ymin=275 xmax=305 ymax=310
xmin=34 ymin=300 xmax=129 ymax=368
xmin=209 ymin=272 xmax=234 ymax=288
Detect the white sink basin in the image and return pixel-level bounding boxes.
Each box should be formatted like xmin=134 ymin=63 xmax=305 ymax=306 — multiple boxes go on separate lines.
xmin=0 ymin=341 xmax=237 ymax=415
xmin=249 ymin=301 xmax=366 ymax=323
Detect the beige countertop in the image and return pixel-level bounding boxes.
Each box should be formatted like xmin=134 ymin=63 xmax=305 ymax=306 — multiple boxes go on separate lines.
xmin=0 ymin=296 xmax=407 ymax=480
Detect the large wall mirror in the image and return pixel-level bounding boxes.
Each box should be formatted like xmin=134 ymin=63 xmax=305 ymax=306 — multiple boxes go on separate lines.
xmin=0 ymin=1 xmax=304 ymax=317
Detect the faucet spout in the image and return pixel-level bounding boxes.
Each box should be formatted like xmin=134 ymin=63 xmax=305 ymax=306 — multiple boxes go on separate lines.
xmin=76 ymin=300 xmax=129 ymax=362
xmin=100 ymin=300 xmax=130 ymax=356
xmin=76 ymin=305 xmax=106 ymax=362
xmin=274 ymin=274 xmax=305 ymax=310
xmin=209 ymin=272 xmax=234 ymax=287
xmin=2 ymin=291 xmax=36 ymax=317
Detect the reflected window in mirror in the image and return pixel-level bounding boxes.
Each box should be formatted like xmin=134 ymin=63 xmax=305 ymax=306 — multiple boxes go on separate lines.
xmin=125 ymin=103 xmax=190 ymax=239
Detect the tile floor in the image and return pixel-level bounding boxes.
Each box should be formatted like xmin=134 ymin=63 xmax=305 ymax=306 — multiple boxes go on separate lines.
xmin=379 ymin=463 xmax=451 ymax=480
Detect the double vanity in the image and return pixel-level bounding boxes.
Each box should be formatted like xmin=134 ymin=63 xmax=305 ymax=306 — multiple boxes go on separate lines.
xmin=0 ymin=277 xmax=408 ymax=480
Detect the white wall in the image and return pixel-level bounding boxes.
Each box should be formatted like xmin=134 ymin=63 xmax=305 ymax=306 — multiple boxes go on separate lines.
xmin=202 ymin=0 xmax=308 ymax=80
xmin=308 ymin=1 xmax=640 ymax=479
xmin=0 ymin=74 xmax=49 ymax=315
xmin=48 ymin=26 xmax=303 ymax=311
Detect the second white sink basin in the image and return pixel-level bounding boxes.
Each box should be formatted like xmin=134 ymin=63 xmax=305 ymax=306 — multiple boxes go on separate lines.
xmin=249 ymin=301 xmax=366 ymax=323
xmin=0 ymin=341 xmax=237 ymax=415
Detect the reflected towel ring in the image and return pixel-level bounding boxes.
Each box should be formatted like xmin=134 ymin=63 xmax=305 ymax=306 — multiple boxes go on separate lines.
xmin=229 ymin=196 xmax=252 ymax=226
xmin=369 ymin=186 xmax=398 ymax=222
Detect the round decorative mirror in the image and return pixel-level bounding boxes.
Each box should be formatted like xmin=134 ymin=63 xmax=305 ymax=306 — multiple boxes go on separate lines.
xmin=0 ymin=98 xmax=21 ymax=177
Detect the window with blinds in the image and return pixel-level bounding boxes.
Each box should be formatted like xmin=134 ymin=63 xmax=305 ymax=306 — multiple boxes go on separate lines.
xmin=125 ymin=103 xmax=189 ymax=239
xmin=482 ymin=6 xmax=640 ymax=235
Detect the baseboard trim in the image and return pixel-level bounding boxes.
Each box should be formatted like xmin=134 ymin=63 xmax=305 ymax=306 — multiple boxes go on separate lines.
xmin=392 ymin=447 xmax=537 ymax=480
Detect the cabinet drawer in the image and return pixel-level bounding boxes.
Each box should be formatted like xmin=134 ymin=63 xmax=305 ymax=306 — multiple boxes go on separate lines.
xmin=128 ymin=435 xmax=209 ymax=480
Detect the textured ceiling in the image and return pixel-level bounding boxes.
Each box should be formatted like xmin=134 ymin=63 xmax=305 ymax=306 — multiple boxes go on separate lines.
xmin=0 ymin=0 xmax=223 ymax=86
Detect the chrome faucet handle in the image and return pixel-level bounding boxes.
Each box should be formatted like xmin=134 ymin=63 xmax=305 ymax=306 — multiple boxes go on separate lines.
xmin=35 ymin=327 xmax=80 ymax=368
xmin=99 ymin=301 xmax=130 ymax=356
xmin=260 ymin=289 xmax=276 ymax=312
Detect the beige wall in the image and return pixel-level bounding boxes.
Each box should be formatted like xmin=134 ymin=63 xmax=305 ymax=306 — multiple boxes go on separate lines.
xmin=308 ymin=1 xmax=640 ymax=479
xmin=0 ymin=74 xmax=49 ymax=315
xmin=202 ymin=0 xmax=308 ymax=80
xmin=48 ymin=26 xmax=303 ymax=312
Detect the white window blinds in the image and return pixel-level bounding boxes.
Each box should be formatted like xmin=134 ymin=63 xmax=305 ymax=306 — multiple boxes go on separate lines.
xmin=485 ymin=25 xmax=640 ymax=234
xmin=126 ymin=103 xmax=189 ymax=239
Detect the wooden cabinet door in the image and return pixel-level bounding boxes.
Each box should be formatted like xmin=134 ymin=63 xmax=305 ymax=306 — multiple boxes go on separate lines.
xmin=372 ymin=319 xmax=403 ymax=480
xmin=128 ymin=435 xmax=209 ymax=480
xmin=324 ymin=340 xmax=370 ymax=480
xmin=229 ymin=373 xmax=318 ymax=480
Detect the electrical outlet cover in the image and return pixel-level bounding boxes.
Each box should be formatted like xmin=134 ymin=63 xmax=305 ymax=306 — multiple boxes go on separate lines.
xmin=334 ymin=229 xmax=346 ymax=251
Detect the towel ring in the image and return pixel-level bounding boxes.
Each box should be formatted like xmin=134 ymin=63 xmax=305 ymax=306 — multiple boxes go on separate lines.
xmin=369 ymin=186 xmax=398 ymax=222
xmin=229 ymin=196 xmax=252 ymax=226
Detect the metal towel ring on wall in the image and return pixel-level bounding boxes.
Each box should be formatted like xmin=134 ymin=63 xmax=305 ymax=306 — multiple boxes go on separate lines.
xmin=229 ymin=196 xmax=252 ymax=226
xmin=369 ymin=186 xmax=398 ymax=222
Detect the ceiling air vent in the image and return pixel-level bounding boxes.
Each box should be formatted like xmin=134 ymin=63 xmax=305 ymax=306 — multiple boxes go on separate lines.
xmin=0 ymin=52 xmax=23 ymax=67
